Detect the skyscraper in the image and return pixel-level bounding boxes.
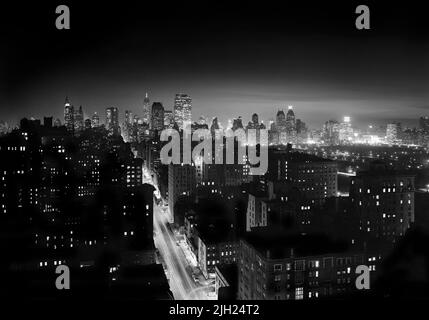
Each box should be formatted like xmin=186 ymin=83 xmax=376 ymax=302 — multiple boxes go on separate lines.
xmin=245 ymin=113 xmax=266 ymax=144
xmin=286 ymin=106 xmax=297 ymax=144
xmin=123 ymin=110 xmax=134 ymax=142
xmin=419 ymin=116 xmax=429 ymax=133
xmin=142 ymin=93 xmax=151 ymax=125
xmin=276 ymin=110 xmax=286 ymax=127
xmin=246 ymin=113 xmax=259 ymax=129
xmin=323 ymin=120 xmax=340 ymax=145
xmin=84 ymin=118 xmax=92 ymax=130
xmin=164 ymin=110 xmax=174 ymax=128
xmin=210 ymin=117 xmax=220 ymax=137
xmin=269 ymin=108 xmax=294 ymax=145
xmin=125 ymin=110 xmax=133 ymax=125
xmin=151 ymin=102 xmax=165 ymax=132
xmin=106 ymin=107 xmax=120 ymax=136
xmin=64 ymin=97 xmax=74 ymax=132
xmin=92 ymin=112 xmax=100 ymax=127
xmin=338 ymin=116 xmax=353 ymax=143
xmin=174 ymin=93 xmax=192 ymax=131
xmin=74 ymin=105 xmax=84 ymax=133
xmin=232 ymin=116 xmax=244 ymax=131
xmin=274 ymin=109 xmax=287 ymax=145
xmin=386 ymin=123 xmax=401 ymax=144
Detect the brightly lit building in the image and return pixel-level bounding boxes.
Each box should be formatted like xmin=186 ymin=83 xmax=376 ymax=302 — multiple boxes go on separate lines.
xmin=91 ymin=112 xmax=100 ymax=127
xmin=142 ymin=92 xmax=151 ymax=126
xmin=64 ymin=97 xmax=74 ymax=132
xmin=338 ymin=116 xmax=354 ymax=144
xmin=174 ymin=93 xmax=192 ymax=131
xmin=386 ymin=123 xmax=401 ymax=144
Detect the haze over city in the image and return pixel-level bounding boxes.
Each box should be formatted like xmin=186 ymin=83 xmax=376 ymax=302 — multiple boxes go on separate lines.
xmin=2 ymin=2 xmax=428 ymax=127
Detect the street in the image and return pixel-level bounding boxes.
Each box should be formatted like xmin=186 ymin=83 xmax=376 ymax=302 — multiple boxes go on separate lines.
xmin=145 ymin=168 xmax=215 ymax=300
xmin=153 ymin=202 xmax=216 ymax=299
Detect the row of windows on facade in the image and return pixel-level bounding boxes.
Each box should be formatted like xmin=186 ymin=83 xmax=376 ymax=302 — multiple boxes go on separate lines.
xmin=39 ymin=260 xmax=65 ymax=267
xmin=258 ymin=256 xmax=367 ymax=272
xmin=355 ymin=186 xmax=413 ymax=193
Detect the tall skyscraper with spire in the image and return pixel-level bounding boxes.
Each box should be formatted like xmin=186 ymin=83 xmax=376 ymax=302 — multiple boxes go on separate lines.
xmin=174 ymin=93 xmax=192 ymax=131
xmin=64 ymin=97 xmax=74 ymax=132
xmin=142 ymin=93 xmax=151 ymax=126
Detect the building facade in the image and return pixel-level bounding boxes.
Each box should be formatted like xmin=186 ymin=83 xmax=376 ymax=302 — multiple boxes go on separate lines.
xmin=106 ymin=107 xmax=120 ymax=136
xmin=174 ymin=93 xmax=192 ymax=131
xmin=238 ymin=233 xmax=367 ymax=300
xmin=350 ymin=161 xmax=415 ymax=242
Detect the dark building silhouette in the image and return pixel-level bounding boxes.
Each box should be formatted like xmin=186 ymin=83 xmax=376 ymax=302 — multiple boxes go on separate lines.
xmin=151 ymin=102 xmax=165 ymax=132
xmin=238 ymin=229 xmax=367 ymax=300
xmin=106 ymin=107 xmax=120 ymax=136
xmin=350 ymin=161 xmax=415 ymax=242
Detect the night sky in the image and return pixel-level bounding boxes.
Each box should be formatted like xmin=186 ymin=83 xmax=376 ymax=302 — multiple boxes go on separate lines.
xmin=1 ymin=1 xmax=428 ymax=127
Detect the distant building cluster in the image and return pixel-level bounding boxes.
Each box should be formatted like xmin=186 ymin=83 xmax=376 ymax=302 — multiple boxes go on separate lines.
xmin=269 ymin=106 xmax=307 ymax=145
xmin=318 ymin=116 xmax=429 ymax=147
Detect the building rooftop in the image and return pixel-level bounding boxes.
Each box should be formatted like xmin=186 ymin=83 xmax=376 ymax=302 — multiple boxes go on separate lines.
xmin=356 ymin=160 xmax=415 ymax=178
xmin=197 ymin=223 xmax=236 ymax=244
xmin=243 ymin=227 xmax=353 ymax=260
xmin=269 ymin=148 xmax=334 ymax=164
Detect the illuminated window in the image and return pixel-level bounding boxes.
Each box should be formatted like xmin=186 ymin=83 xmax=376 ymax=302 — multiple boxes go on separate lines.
xmin=274 ymin=264 xmax=282 ymax=271
xmin=295 ymin=287 xmax=304 ymax=300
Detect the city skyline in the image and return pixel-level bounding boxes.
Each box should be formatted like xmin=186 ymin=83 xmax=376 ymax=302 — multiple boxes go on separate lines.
xmin=1 ymin=93 xmax=427 ymax=131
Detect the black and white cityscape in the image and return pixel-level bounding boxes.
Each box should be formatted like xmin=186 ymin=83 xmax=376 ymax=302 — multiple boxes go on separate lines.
xmin=1 ymin=1 xmax=429 ymax=302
